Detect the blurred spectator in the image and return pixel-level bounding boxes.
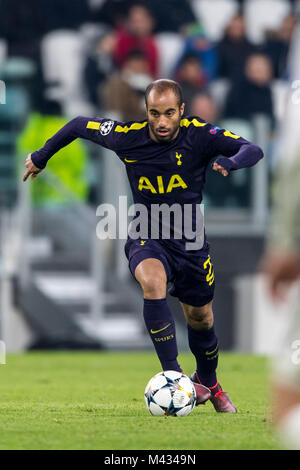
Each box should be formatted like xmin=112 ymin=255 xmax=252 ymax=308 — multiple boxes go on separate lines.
xmin=84 ymin=29 xmax=116 ymax=109
xmin=101 ymin=50 xmax=151 ymax=121
xmin=91 ymin=0 xmax=196 ymax=33
xmin=190 ymin=93 xmax=219 ymax=123
xmin=224 ymin=53 xmax=275 ymax=126
xmin=175 ymin=54 xmax=208 ymax=114
xmin=217 ymin=13 xmax=256 ymax=80
xmin=263 ymin=14 xmax=297 ymax=78
xmin=113 ymin=3 xmax=159 ymax=78
xmin=141 ymin=0 xmax=196 ymax=33
xmin=176 ymin=23 xmax=218 ymax=82
xmin=88 ymin=0 xmax=136 ymax=28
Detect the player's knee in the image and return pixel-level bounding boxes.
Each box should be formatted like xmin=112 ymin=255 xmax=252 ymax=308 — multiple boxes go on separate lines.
xmin=140 ymin=274 xmax=167 ymax=299
xmin=135 ymin=259 xmax=167 ymax=299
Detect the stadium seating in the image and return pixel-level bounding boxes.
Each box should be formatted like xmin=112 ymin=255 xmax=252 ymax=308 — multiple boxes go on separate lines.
xmin=209 ymin=78 xmax=231 ymax=114
xmin=271 ymin=79 xmax=290 ymax=122
xmin=41 ymin=30 xmax=90 ymax=116
xmin=0 ymin=58 xmax=34 ymax=206
xmin=0 ymin=39 xmax=7 ymax=64
xmin=155 ymin=33 xmax=184 ymax=78
xmin=244 ymin=0 xmax=291 ymax=44
xmin=191 ymin=0 xmax=239 ymax=41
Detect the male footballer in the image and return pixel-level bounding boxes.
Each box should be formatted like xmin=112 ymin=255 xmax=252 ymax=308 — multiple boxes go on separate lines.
xmin=23 ymin=79 xmax=263 ymax=412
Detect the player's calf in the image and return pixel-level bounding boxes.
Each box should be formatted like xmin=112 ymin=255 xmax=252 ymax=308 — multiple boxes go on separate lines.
xmin=143 ymin=297 xmax=181 ymax=372
xmin=135 ymin=258 xmax=181 ymax=372
xmin=182 ymin=302 xmax=219 ymax=388
xmin=182 ymin=302 xmax=214 ymax=331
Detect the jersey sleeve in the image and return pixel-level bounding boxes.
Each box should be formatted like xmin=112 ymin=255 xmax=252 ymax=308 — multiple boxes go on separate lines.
xmin=196 ymin=122 xmax=263 ymax=172
xmin=30 ymin=116 xmax=127 ymax=169
xmin=200 ymin=123 xmax=249 ymax=159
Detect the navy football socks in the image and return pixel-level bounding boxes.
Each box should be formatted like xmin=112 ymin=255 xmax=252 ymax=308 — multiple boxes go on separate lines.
xmin=187 ymin=323 xmax=219 ymax=388
xmin=143 ymin=298 xmax=181 ymax=372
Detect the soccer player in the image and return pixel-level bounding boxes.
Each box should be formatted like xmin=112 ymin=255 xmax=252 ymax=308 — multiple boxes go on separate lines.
xmin=23 ymin=79 xmax=263 ymax=412
xmin=260 ymin=23 xmax=300 ymax=447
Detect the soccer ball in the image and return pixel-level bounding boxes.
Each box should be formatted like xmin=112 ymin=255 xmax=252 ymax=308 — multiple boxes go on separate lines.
xmin=144 ymin=370 xmax=196 ymax=417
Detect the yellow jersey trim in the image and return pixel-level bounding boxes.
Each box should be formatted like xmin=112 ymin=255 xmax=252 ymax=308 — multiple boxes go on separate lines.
xmin=115 ymin=121 xmax=148 ymax=133
xmin=180 ymin=118 xmax=207 ymax=128
xmin=86 ymin=121 xmax=100 ymax=130
xmin=224 ymin=130 xmax=240 ymax=140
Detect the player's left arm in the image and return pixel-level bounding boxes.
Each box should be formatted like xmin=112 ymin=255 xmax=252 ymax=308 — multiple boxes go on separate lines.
xmin=205 ymin=125 xmax=264 ymax=177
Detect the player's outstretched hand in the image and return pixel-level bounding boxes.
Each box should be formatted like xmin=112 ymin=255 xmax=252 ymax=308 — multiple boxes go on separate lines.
xmin=260 ymin=251 xmax=300 ymax=302
xmin=23 ymin=154 xmax=42 ymax=182
xmin=212 ymin=162 xmax=228 ymax=177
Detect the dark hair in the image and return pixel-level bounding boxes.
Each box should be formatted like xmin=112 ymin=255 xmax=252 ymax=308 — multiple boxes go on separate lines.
xmin=145 ymin=79 xmax=183 ymax=107
xmin=127 ymin=1 xmax=154 ymax=19
xmin=179 ymin=53 xmax=202 ymax=66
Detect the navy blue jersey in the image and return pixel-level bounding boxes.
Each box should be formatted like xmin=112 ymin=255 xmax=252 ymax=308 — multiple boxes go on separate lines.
xmin=31 ymin=115 xmax=263 ymax=253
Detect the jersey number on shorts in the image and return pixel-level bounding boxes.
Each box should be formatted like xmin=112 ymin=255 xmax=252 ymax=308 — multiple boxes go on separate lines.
xmin=203 ymin=255 xmax=214 ymax=286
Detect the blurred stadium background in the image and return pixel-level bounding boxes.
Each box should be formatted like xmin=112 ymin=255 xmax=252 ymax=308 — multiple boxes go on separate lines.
xmin=0 ymin=0 xmax=297 ymax=356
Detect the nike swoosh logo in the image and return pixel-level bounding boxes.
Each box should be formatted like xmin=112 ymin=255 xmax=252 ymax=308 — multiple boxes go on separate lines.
xmin=150 ymin=323 xmax=171 ymax=334
xmin=124 ymin=158 xmax=138 ymax=163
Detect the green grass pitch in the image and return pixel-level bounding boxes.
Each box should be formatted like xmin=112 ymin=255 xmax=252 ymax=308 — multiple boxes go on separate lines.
xmin=0 ymin=351 xmax=281 ymax=450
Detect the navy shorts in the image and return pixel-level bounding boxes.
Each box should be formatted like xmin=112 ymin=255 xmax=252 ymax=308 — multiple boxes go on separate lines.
xmin=124 ymin=238 xmax=215 ymax=307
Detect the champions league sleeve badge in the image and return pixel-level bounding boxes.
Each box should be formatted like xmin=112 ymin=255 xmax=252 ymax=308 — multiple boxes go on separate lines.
xmin=100 ymin=120 xmax=114 ymax=136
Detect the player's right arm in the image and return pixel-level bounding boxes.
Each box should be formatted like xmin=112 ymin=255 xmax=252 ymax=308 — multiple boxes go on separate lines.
xmin=22 ymin=116 xmax=122 ymax=182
